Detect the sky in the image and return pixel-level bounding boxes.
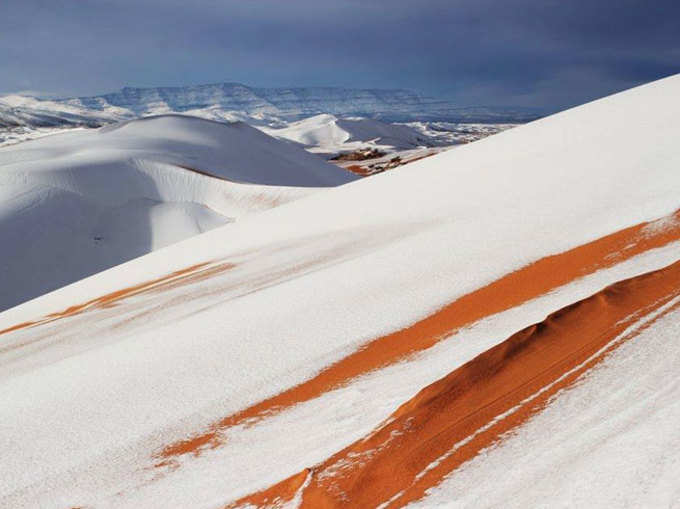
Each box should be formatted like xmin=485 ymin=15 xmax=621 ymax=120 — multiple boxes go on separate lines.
xmin=1 ymin=0 xmax=679 ymax=111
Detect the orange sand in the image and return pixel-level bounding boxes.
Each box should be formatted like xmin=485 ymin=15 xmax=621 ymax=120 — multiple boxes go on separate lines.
xmin=0 ymin=262 xmax=234 ymax=339
xmin=158 ymin=211 xmax=680 ymax=461
xmin=233 ymin=257 xmax=680 ymax=508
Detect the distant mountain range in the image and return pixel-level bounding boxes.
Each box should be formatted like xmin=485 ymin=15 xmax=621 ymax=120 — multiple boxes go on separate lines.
xmin=0 ymin=82 xmax=545 ymax=130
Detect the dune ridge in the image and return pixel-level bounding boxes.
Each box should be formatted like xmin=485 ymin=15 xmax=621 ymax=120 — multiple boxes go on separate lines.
xmin=232 ymin=256 xmax=680 ymax=508
xmin=156 ymin=209 xmax=680 ymax=462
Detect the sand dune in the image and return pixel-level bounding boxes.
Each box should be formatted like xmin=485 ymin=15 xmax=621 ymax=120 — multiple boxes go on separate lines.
xmin=1 ymin=75 xmax=680 ymax=508
xmin=0 ymin=114 xmax=352 ymax=311
xmin=233 ymin=258 xmax=680 ymax=507
xmin=155 ymin=209 xmax=680 ymax=462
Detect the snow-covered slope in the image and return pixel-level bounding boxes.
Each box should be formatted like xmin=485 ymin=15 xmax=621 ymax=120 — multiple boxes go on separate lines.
xmin=0 ymin=114 xmax=353 ymax=311
xmin=1 ymin=75 xmax=680 ymax=508
xmin=260 ymin=113 xmax=437 ymax=155
xmin=0 ymin=94 xmax=125 ymax=128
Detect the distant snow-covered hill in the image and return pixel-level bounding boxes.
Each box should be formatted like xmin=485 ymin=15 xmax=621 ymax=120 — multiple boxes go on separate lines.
xmin=65 ymin=83 xmax=543 ymax=121
xmin=0 ymin=114 xmax=354 ymax=311
xmin=0 ymin=94 xmax=124 ymax=128
xmin=260 ymin=113 xmax=441 ymax=155
xmin=0 ymin=82 xmax=543 ymax=131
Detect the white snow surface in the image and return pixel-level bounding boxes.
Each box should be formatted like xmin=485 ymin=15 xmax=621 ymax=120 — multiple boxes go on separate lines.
xmin=1 ymin=74 xmax=680 ymax=507
xmin=404 ymin=121 xmax=518 ymax=145
xmin=408 ymin=300 xmax=680 ymax=509
xmin=0 ymin=94 xmax=124 ymax=129
xmin=259 ymin=113 xmax=436 ymax=155
xmin=0 ymin=114 xmax=352 ymax=311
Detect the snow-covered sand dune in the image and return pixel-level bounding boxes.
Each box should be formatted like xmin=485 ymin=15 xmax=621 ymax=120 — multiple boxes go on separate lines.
xmin=260 ymin=113 xmax=437 ymax=155
xmin=0 ymin=114 xmax=353 ymax=311
xmin=1 ymin=75 xmax=680 ymax=508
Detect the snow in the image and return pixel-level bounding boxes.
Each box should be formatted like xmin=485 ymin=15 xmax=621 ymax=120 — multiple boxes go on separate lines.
xmin=1 ymin=83 xmax=540 ymax=139
xmin=1 ymin=87 xmax=522 ymax=155
xmin=0 ymin=94 xmax=124 ymax=129
xmin=0 ymin=74 xmax=679 ymax=507
xmin=261 ymin=114 xmax=352 ymax=149
xmin=54 ymin=83 xmax=541 ymax=121
xmin=21 ymin=241 xmax=674 ymax=509
xmin=404 ymin=121 xmax=518 ymax=145
xmin=260 ymin=113 xmax=437 ymax=155
xmin=409 ymin=300 xmax=680 ymax=509
xmin=0 ymin=114 xmax=352 ymax=310
xmin=0 ymin=125 xmax=86 ymax=148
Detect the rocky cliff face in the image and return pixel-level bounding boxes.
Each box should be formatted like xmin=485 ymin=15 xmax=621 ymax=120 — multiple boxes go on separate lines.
xmin=62 ymin=83 xmax=441 ymax=119
xmin=1 ymin=83 xmax=543 ymax=130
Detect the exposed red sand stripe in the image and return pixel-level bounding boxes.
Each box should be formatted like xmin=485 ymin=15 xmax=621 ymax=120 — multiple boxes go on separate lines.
xmin=0 ymin=262 xmax=233 ymax=340
xmin=158 ymin=211 xmax=680 ymax=461
xmin=345 ymin=164 xmax=370 ymax=176
xmin=233 ymin=258 xmax=680 ymax=508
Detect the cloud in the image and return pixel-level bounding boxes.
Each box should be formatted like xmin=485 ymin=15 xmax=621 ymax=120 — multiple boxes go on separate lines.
xmin=1 ymin=0 xmax=678 ymax=110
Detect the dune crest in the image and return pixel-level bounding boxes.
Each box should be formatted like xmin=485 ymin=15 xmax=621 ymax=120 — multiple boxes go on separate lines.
xmin=157 ymin=209 xmax=680 ymax=461
xmin=233 ymin=258 xmax=680 ymax=508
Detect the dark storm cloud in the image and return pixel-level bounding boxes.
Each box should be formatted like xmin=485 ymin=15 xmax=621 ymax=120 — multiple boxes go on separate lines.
xmin=1 ymin=0 xmax=678 ymax=110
